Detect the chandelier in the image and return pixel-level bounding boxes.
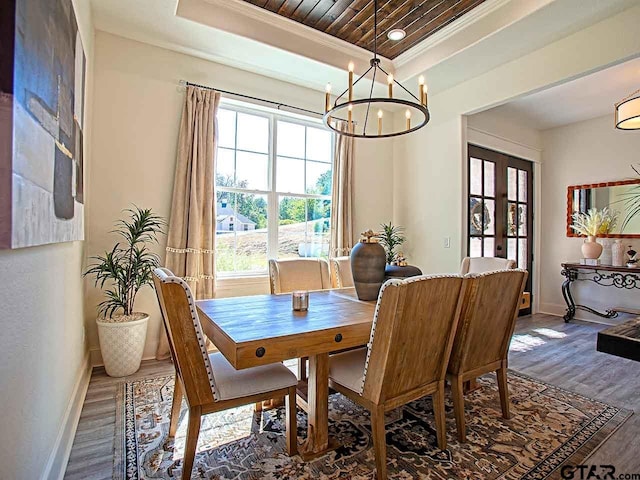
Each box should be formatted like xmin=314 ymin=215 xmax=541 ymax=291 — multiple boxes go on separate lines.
xmin=615 ymin=87 xmax=640 ymax=130
xmin=322 ymin=0 xmax=430 ymax=138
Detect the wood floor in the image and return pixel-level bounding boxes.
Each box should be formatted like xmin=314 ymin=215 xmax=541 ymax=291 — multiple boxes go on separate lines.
xmin=64 ymin=314 xmax=640 ymax=479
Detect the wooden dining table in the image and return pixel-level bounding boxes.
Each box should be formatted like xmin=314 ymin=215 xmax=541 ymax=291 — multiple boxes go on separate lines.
xmin=196 ymin=288 xmax=376 ymax=459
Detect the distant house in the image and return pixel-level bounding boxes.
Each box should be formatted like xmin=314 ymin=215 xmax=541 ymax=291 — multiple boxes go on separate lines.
xmin=216 ymin=201 xmax=256 ymax=232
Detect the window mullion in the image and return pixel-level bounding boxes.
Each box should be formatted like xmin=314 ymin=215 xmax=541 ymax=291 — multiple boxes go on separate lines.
xmin=268 ymin=114 xmax=278 ymax=260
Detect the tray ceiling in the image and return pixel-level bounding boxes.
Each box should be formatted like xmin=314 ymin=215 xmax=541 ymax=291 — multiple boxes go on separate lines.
xmin=241 ymin=0 xmax=488 ymax=59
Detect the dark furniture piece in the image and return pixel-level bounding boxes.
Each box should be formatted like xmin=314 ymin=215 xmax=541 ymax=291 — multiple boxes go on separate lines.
xmin=384 ymin=264 xmax=422 ymax=280
xmin=597 ymin=318 xmax=640 ymax=362
xmin=560 ymin=263 xmax=640 ymax=322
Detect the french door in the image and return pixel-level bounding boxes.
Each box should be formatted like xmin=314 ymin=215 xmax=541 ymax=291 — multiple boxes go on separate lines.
xmin=467 ymin=145 xmax=533 ymax=312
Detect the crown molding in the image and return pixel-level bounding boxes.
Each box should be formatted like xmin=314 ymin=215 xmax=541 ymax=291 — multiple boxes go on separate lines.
xmin=393 ymin=0 xmax=511 ymax=69
xmin=187 ymin=0 xmax=393 ymax=72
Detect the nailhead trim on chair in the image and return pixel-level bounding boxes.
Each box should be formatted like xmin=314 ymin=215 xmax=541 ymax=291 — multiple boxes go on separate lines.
xmin=464 ymin=268 xmax=528 ymax=279
xmin=156 ymin=269 xmax=219 ymax=401
xmin=359 ymin=274 xmax=463 ymax=394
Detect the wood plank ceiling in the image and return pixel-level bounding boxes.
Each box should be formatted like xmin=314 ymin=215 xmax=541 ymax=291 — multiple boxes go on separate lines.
xmin=242 ymin=0 xmax=488 ymax=59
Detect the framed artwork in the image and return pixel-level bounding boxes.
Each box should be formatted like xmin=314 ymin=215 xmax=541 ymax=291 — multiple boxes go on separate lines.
xmin=1 ymin=0 xmax=86 ymax=249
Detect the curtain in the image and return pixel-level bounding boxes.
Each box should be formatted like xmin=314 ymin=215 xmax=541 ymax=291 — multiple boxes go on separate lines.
xmin=156 ymin=86 xmax=220 ymax=360
xmin=330 ymin=121 xmax=354 ymax=257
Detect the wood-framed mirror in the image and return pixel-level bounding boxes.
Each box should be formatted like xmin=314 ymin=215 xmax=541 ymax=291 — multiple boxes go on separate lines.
xmin=566 ymin=179 xmax=640 ymax=238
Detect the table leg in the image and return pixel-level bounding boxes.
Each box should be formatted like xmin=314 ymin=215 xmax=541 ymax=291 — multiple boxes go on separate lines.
xmin=561 ymin=268 xmax=577 ymax=322
xmin=300 ymin=352 xmax=337 ymax=460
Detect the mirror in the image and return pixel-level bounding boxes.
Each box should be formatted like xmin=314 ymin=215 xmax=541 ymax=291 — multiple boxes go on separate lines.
xmin=567 ymin=179 xmax=640 ymax=237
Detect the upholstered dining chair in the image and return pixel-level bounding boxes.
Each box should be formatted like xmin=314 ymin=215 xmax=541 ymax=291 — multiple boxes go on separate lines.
xmin=330 ymin=256 xmax=354 ymax=288
xmin=459 ymin=256 xmax=516 ymax=274
xmin=269 ymin=258 xmax=332 ymax=381
xmin=152 ymin=268 xmax=298 ymax=480
xmin=447 ymin=269 xmax=528 ymax=442
xmin=328 ymin=274 xmax=466 ymax=480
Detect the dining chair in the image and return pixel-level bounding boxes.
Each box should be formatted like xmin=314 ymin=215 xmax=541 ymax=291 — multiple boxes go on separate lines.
xmin=330 ymin=256 xmax=354 ymax=288
xmin=459 ymin=256 xmax=516 ymax=274
xmin=152 ymin=268 xmax=298 ymax=480
xmin=328 ymin=274 xmax=466 ymax=480
xmin=269 ymin=258 xmax=332 ymax=381
xmin=447 ymin=269 xmax=528 ymax=442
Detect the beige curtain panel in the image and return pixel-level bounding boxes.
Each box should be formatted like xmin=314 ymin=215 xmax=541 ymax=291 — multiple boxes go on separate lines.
xmin=157 ymin=86 xmax=220 ymax=360
xmin=330 ymin=121 xmax=354 ymax=257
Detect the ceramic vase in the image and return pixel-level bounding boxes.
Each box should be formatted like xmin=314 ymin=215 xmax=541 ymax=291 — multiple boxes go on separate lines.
xmin=611 ymin=240 xmax=625 ymax=267
xmin=598 ymin=238 xmax=612 ymax=265
xmin=581 ymin=235 xmax=603 ymax=260
xmin=350 ymin=240 xmax=386 ymax=301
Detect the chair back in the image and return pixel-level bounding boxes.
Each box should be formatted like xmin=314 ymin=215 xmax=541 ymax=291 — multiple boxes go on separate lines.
xmin=361 ymin=275 xmax=464 ymax=404
xmin=152 ymin=268 xmax=217 ymax=406
xmin=460 ymin=256 xmax=516 ymax=274
xmin=330 ymin=256 xmax=354 ymax=288
xmin=268 ymin=258 xmax=331 ymax=294
xmin=448 ymin=269 xmax=528 ymax=376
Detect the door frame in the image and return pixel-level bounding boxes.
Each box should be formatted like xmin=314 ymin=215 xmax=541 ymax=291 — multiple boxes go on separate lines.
xmin=464 ymin=125 xmax=542 ymax=315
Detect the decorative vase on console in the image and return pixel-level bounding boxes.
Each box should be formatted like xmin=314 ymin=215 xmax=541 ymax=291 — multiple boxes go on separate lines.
xmin=612 ymin=240 xmax=625 ymax=267
xmin=598 ymin=238 xmax=612 ymax=265
xmin=571 ymin=207 xmax=619 ymax=261
xmin=350 ymin=229 xmax=386 ymax=301
xmin=581 ymin=236 xmax=603 ymax=260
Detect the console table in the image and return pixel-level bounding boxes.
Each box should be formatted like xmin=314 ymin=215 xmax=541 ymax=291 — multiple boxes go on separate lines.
xmin=560 ymin=263 xmax=640 ymax=322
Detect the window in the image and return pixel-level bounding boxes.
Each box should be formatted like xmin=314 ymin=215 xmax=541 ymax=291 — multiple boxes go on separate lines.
xmin=216 ymin=104 xmax=334 ymax=276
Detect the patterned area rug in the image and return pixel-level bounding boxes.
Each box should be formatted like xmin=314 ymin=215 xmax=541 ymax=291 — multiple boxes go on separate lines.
xmin=114 ymin=371 xmax=631 ymax=479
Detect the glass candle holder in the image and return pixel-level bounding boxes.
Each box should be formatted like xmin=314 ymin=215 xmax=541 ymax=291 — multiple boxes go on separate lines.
xmin=292 ymin=290 xmax=309 ymax=311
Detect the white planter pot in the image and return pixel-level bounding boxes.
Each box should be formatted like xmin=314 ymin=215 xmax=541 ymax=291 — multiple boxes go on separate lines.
xmin=97 ymin=314 xmax=149 ymax=377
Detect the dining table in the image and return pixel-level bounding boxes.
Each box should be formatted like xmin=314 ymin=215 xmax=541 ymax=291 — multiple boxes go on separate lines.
xmin=196 ymin=287 xmax=376 ymax=460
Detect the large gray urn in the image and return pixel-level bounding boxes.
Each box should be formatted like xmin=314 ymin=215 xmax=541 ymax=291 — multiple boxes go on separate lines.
xmin=350 ymin=241 xmax=387 ymax=301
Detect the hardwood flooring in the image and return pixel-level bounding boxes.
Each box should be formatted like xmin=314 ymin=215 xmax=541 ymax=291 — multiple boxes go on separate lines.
xmin=64 ymin=314 xmax=640 ymax=479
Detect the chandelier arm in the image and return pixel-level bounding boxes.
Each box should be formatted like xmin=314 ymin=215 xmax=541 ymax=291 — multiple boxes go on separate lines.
xmin=377 ymin=65 xmax=423 ymax=103
xmin=334 ymin=65 xmax=374 ymax=104
xmin=363 ymin=66 xmax=378 ymax=134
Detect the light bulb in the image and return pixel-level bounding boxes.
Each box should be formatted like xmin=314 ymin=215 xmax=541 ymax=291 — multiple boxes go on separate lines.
xmin=377 ymin=110 xmax=383 ymax=118
xmin=325 ymin=83 xmax=331 ymax=93
xmin=348 ymin=104 xmax=353 ymax=111
xmin=405 ymin=109 xmax=411 ymax=119
xmin=418 ymin=75 xmax=425 ymax=86
xmin=348 ymin=62 xmax=354 ymax=73
xmin=387 ymin=74 xmax=394 ymax=85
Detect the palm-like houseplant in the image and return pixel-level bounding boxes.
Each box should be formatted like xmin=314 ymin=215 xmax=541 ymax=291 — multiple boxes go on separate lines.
xmin=379 ymin=222 xmax=406 ymax=264
xmin=85 ymin=207 xmax=165 ymax=377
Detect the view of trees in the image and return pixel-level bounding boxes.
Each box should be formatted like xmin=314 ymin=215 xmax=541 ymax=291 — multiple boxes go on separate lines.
xmin=216 ymin=170 xmax=332 ymax=230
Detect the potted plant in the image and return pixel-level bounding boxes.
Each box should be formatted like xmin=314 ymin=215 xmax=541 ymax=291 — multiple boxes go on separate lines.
xmin=379 ymin=221 xmax=406 ymax=264
xmin=85 ymin=207 xmax=165 ymax=377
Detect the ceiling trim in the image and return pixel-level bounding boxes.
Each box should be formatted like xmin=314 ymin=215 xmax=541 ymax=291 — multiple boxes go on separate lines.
xmin=194 ymin=0 xmax=392 ymax=67
xmin=393 ymin=0 xmax=510 ymax=68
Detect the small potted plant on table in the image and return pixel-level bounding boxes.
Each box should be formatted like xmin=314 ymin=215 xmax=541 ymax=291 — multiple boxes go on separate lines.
xmin=85 ymin=207 xmax=165 ymax=377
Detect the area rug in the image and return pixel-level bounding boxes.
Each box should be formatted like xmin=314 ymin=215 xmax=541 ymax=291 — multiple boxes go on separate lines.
xmin=114 ymin=371 xmax=631 ymax=480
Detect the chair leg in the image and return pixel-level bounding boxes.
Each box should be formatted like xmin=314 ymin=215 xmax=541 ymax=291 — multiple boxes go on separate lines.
xmin=169 ymin=375 xmax=183 ymax=438
xmin=451 ymin=375 xmax=467 ymax=443
xmin=285 ymin=386 xmax=298 ymax=456
xmin=432 ymin=384 xmax=447 ymax=450
xmin=181 ymin=406 xmax=202 ymax=480
xmin=497 ymin=367 xmax=511 ymax=419
xmin=371 ymin=405 xmax=388 ymax=480
xmin=298 ymin=357 xmax=308 ymax=381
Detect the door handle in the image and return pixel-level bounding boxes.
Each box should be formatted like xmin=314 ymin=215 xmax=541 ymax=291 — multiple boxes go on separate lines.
xmin=496 ymin=245 xmax=503 ymax=251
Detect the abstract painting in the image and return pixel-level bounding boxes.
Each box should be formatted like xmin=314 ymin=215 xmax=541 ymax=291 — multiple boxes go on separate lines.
xmin=0 ymin=0 xmax=86 ymax=249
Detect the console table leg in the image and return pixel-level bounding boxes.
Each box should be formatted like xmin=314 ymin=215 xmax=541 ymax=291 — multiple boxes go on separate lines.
xmin=561 ymin=270 xmax=576 ymax=323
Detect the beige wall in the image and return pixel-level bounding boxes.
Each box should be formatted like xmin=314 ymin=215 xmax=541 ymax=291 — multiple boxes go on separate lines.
xmin=0 ymin=1 xmax=94 ymax=478
xmin=87 ymin=32 xmax=394 ymax=363
xmin=540 ymin=114 xmax=640 ymax=319
xmin=393 ymin=4 xmax=640 ymax=278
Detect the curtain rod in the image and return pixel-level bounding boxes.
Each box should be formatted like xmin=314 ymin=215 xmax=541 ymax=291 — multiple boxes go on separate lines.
xmin=180 ymin=80 xmax=324 ymax=118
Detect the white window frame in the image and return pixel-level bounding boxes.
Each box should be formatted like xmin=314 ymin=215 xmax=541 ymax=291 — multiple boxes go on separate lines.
xmin=216 ymin=100 xmax=335 ymax=278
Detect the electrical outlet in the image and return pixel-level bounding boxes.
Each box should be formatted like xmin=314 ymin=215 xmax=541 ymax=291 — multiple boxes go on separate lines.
xmin=444 ymin=237 xmax=451 ymax=248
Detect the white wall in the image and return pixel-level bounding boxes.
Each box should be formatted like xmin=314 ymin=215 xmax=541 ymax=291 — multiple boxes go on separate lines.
xmin=87 ymin=32 xmax=394 ymax=363
xmin=0 ymin=1 xmax=94 ymax=478
xmin=540 ymin=114 xmax=640 ymax=319
xmin=393 ymin=4 xmax=640 ymax=277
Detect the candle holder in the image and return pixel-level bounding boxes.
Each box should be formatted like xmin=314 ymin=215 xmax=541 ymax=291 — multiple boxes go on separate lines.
xmin=292 ymin=291 xmax=309 ymax=311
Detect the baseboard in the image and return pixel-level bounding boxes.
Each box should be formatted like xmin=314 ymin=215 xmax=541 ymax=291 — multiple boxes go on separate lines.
xmin=41 ymin=352 xmax=92 ymax=480
xmin=539 ymin=302 xmax=566 ymax=318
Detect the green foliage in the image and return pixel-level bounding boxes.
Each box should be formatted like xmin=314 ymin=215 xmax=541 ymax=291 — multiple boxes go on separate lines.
xmin=379 ymin=221 xmax=406 ymax=264
xmin=85 ymin=207 xmax=165 ymax=318
xmin=621 ymin=165 xmax=640 ymax=232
